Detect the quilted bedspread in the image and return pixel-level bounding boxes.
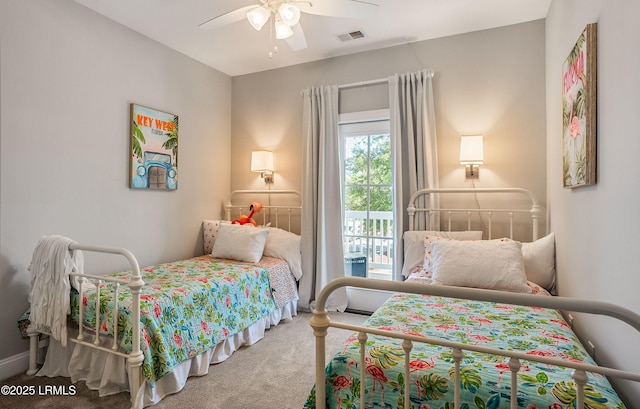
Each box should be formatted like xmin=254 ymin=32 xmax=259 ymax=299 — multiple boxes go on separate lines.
xmin=306 ymin=293 xmax=625 ymax=409
xmin=70 ymin=255 xmax=295 ymax=385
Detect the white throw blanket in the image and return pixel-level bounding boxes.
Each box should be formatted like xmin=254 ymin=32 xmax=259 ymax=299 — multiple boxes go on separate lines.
xmin=28 ymin=235 xmax=84 ymax=346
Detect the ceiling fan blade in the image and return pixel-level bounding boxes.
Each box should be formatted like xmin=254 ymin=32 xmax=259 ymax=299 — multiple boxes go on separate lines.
xmin=296 ymin=0 xmax=379 ymax=19
xmin=198 ymin=5 xmax=258 ymax=30
xmin=286 ymin=23 xmax=307 ymax=51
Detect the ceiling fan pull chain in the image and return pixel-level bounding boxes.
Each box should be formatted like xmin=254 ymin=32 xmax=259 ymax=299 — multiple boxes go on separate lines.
xmin=268 ymin=14 xmax=275 ymax=59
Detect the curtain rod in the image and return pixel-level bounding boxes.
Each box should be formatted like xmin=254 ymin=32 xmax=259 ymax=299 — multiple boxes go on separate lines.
xmin=337 ymin=69 xmax=434 ymax=90
xmin=338 ymin=77 xmax=388 ymax=90
xmin=300 ymin=70 xmax=434 ymax=95
xmin=300 ymin=78 xmax=387 ymax=96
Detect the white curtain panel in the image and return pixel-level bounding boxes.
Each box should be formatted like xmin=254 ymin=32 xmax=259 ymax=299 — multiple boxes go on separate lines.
xmin=389 ymin=69 xmax=440 ymax=281
xmin=299 ymin=85 xmax=347 ymax=312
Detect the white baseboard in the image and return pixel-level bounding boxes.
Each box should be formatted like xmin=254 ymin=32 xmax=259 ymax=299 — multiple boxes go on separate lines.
xmin=0 ymin=351 xmax=29 ymax=381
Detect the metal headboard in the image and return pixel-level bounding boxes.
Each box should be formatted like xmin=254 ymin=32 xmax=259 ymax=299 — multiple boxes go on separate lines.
xmin=407 ymin=188 xmax=542 ymax=241
xmin=224 ymin=189 xmax=302 ymax=232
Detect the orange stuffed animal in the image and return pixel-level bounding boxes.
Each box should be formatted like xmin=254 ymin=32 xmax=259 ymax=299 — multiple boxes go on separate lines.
xmin=232 ymin=202 xmax=263 ymax=226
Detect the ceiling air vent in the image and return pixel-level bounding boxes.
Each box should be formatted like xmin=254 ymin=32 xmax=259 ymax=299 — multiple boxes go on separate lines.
xmin=336 ymin=30 xmax=367 ymax=42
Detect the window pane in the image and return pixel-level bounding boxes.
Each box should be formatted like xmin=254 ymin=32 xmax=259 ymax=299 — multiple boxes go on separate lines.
xmin=369 ymin=186 xmax=392 ymax=212
xmin=371 ymin=237 xmax=393 ymax=265
xmin=341 ymin=113 xmax=393 ymax=284
xmin=344 ymin=136 xmax=368 ymax=185
xmin=369 ymin=134 xmax=392 ymax=185
xmin=343 ymin=234 xmax=366 ymax=255
xmin=344 ymin=186 xmax=367 ymax=212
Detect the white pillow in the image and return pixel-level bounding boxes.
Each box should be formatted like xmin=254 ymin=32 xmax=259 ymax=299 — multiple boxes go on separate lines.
xmin=521 ymin=233 xmax=556 ymax=292
xmin=263 ymin=227 xmax=303 ymax=280
xmin=211 ymin=223 xmax=269 ymax=263
xmin=402 ymin=230 xmax=482 ymax=277
xmin=202 ymin=219 xmax=230 ymax=254
xmin=430 ymin=238 xmax=531 ymax=293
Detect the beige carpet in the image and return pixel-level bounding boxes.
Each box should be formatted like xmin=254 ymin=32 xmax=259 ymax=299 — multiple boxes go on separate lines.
xmin=0 ymin=311 xmax=368 ymax=409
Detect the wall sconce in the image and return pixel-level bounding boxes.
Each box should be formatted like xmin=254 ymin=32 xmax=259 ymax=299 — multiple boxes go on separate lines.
xmin=251 ymin=150 xmax=274 ymax=183
xmin=459 ymin=135 xmax=484 ymax=179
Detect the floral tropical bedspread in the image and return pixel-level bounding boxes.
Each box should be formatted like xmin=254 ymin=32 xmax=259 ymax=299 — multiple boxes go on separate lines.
xmin=70 ymin=255 xmax=296 ymax=385
xmin=306 ymin=293 xmax=625 ymax=409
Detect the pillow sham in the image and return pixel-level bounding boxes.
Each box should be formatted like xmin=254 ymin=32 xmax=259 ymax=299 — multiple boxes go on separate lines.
xmin=202 ymin=219 xmax=230 ymax=254
xmin=430 ymin=238 xmax=531 ymax=293
xmin=402 ymin=230 xmax=482 ymax=277
xmin=211 ymin=223 xmax=269 ymax=263
xmin=521 ymin=233 xmax=556 ymax=293
xmin=263 ymin=227 xmax=303 ymax=280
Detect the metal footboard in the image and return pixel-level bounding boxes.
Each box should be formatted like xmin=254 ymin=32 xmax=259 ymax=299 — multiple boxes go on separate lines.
xmin=310 ymin=277 xmax=640 ymax=409
xmin=27 ymin=244 xmax=144 ymax=407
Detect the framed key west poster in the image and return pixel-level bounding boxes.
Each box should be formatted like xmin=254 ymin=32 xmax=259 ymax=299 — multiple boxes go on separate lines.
xmin=562 ymin=23 xmax=597 ymax=189
xmin=130 ymin=103 xmax=179 ymax=190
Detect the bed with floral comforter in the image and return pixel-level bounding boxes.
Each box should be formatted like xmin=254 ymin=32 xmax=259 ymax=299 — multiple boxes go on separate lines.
xmin=70 ymin=255 xmax=297 ymax=385
xmin=306 ymin=293 xmax=625 ymax=409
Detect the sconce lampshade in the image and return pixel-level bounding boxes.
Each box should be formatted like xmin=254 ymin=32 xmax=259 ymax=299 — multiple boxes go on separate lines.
xmin=251 ymin=151 xmax=274 ymax=173
xmin=459 ymin=135 xmax=484 ymax=165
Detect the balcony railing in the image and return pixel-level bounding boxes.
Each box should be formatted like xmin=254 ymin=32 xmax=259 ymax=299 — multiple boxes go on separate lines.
xmin=343 ymin=210 xmax=394 ymax=279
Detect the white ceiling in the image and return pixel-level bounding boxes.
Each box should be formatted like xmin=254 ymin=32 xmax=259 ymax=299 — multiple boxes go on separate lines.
xmin=73 ymin=0 xmax=550 ymax=77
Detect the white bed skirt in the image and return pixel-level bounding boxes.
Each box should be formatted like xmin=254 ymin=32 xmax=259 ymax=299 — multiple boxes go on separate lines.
xmin=36 ymin=300 xmax=297 ymax=408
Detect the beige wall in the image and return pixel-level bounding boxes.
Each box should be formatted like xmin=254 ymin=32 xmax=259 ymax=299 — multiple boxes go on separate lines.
xmin=0 ymin=0 xmax=231 ymax=372
xmin=546 ymin=0 xmax=640 ymax=402
xmin=231 ymin=20 xmax=547 ymax=240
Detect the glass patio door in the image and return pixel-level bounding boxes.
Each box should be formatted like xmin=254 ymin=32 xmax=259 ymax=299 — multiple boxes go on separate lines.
xmin=340 ymin=110 xmax=394 ymax=312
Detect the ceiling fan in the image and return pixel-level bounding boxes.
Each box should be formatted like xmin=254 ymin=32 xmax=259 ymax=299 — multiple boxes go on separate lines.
xmin=198 ymin=0 xmax=379 ymax=55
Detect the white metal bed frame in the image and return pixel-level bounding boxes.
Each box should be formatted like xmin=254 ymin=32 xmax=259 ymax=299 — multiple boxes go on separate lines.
xmin=27 ymin=245 xmax=145 ymax=403
xmin=408 ymin=187 xmax=542 ymax=240
xmin=310 ymin=188 xmax=640 ymax=409
xmin=311 ymin=279 xmax=640 ymax=409
xmin=225 ymin=189 xmax=302 ymax=232
xmin=27 ymin=189 xmax=302 ymax=408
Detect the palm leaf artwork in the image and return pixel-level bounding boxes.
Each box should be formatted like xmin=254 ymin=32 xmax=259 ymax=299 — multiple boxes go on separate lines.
xmin=564 ymin=87 xmax=587 ymax=186
xmin=132 ymin=120 xmax=146 ymax=159
xmin=418 ymin=373 xmax=448 ymax=400
xmin=574 ymin=142 xmax=587 ymax=185
xmin=475 ymin=393 xmax=501 ymax=409
xmin=574 ymin=87 xmax=586 ymax=119
xmin=563 ymin=150 xmax=573 ymax=186
xmin=302 ymin=386 xmax=316 ymax=409
xmin=452 ymin=366 xmax=482 ymax=393
xmin=552 ymin=381 xmax=611 ymax=409
xmin=348 ymin=377 xmax=361 ymax=403
xmin=562 ymin=97 xmax=572 ymax=131
xmin=519 ymin=371 xmax=551 ymax=396
xmin=566 ymin=31 xmax=586 ymax=70
xmin=562 ymin=24 xmax=596 ymax=188
xmin=162 ymin=114 xmax=178 ymax=165
xmin=369 ymin=345 xmax=404 ymax=369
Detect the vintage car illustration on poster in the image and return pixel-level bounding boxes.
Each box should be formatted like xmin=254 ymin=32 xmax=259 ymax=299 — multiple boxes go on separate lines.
xmin=131 ymin=151 xmax=177 ymax=190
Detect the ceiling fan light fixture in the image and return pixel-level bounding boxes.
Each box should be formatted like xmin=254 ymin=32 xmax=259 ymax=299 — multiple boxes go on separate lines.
xmin=278 ymin=3 xmax=301 ymax=26
xmin=275 ymin=17 xmax=294 ymax=39
xmin=247 ymin=6 xmax=270 ymax=31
